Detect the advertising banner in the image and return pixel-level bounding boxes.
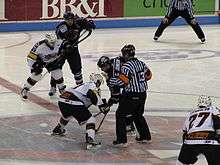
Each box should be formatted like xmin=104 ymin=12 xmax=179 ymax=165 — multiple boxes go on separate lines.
xmin=124 ymin=0 xmax=216 ymax=17
xmin=1 ymin=0 xmax=123 ymax=21
xmin=0 ymin=0 xmax=216 ymax=21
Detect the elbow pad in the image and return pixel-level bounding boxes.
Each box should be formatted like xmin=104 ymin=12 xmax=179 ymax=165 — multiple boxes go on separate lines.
xmin=87 ymin=89 xmax=98 ymax=105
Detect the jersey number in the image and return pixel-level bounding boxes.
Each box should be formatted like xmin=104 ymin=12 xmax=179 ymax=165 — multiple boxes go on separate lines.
xmin=138 ymin=72 xmax=145 ymax=82
xmin=189 ymin=112 xmax=210 ymax=129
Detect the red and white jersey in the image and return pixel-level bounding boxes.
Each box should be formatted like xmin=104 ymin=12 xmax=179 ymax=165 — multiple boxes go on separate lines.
xmin=59 ymin=82 xmax=103 ymax=108
xmin=27 ymin=39 xmax=63 ymax=67
xmin=183 ymin=106 xmax=220 ymax=145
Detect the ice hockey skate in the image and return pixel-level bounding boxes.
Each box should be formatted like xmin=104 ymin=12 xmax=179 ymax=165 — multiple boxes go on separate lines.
xmin=86 ymin=137 xmax=101 ymax=150
xmin=51 ymin=124 xmax=66 ymax=136
xmin=48 ymin=86 xmax=56 ymax=96
xmin=20 ymin=87 xmax=29 ymax=100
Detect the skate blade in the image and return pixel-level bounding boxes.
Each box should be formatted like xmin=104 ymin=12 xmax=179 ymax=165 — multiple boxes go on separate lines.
xmin=50 ymin=132 xmax=65 ymax=137
xmin=86 ymin=144 xmax=101 ymax=150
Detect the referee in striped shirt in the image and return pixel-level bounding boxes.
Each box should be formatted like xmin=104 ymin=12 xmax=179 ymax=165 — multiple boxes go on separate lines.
xmin=153 ymin=0 xmax=205 ymax=43
xmin=109 ymin=44 xmax=152 ymax=146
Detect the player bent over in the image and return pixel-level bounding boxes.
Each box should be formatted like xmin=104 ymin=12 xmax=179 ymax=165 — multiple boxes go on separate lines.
xmin=176 ymin=95 xmax=220 ymax=165
xmin=21 ymin=33 xmax=66 ymax=99
xmin=51 ymin=73 xmax=110 ymax=150
xmin=97 ymin=56 xmax=136 ymax=136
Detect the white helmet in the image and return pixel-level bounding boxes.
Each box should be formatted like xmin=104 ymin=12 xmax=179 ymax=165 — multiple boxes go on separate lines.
xmin=45 ymin=33 xmax=57 ymax=48
xmin=89 ymin=73 xmax=104 ymax=87
xmin=197 ymin=95 xmax=212 ymax=108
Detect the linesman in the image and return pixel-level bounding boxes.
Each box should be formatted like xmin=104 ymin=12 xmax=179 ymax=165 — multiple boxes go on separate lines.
xmin=109 ymin=44 xmax=152 ymax=146
xmin=154 ymin=0 xmax=206 ymax=43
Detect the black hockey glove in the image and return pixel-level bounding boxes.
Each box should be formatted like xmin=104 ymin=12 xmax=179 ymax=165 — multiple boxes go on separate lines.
xmin=81 ymin=18 xmax=96 ymax=30
xmin=85 ymin=20 xmax=96 ymax=30
xmin=98 ymin=99 xmax=110 ymax=114
xmin=108 ymin=95 xmax=119 ymax=106
xmin=31 ymin=58 xmax=45 ymax=74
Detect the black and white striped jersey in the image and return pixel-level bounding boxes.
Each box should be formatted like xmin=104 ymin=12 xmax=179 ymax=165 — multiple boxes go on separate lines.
xmin=109 ymin=58 xmax=152 ymax=93
xmin=166 ymin=0 xmax=193 ymax=17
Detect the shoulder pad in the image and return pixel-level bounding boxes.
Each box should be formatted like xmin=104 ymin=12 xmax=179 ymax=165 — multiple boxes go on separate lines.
xmin=31 ymin=40 xmax=45 ymax=52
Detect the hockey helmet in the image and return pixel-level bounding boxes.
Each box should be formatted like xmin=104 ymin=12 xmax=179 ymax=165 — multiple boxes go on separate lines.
xmin=89 ymin=73 xmax=104 ymax=88
xmin=197 ymin=95 xmax=212 ymax=108
xmin=121 ymin=44 xmax=135 ymax=60
xmin=97 ymin=56 xmax=111 ymax=68
xmin=45 ymin=33 xmax=57 ymax=48
xmin=63 ymin=11 xmax=75 ymax=20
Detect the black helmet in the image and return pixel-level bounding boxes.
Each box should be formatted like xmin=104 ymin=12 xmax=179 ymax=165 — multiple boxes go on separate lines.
xmin=121 ymin=44 xmax=135 ymax=58
xmin=63 ymin=11 xmax=75 ymax=20
xmin=97 ymin=56 xmax=111 ymax=68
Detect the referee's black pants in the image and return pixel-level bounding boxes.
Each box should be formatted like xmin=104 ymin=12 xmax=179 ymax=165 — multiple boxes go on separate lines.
xmin=115 ymin=92 xmax=151 ymax=143
xmin=154 ymin=9 xmax=205 ymax=39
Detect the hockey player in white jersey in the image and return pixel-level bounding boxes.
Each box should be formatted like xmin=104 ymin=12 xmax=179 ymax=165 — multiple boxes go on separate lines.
xmin=176 ymin=95 xmax=220 ymax=165
xmin=51 ymin=73 xmax=110 ymax=150
xmin=21 ymin=33 xmax=66 ymax=99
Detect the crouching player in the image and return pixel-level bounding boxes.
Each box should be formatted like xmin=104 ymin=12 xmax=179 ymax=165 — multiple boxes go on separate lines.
xmin=176 ymin=95 xmax=220 ymax=165
xmin=21 ymin=33 xmax=66 ymax=99
xmin=51 ymin=73 xmax=110 ymax=149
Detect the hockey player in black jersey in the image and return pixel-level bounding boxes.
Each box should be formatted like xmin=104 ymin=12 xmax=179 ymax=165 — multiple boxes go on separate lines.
xmin=97 ymin=56 xmax=136 ymax=136
xmin=48 ymin=11 xmax=95 ymax=96
xmin=52 ymin=73 xmax=110 ymax=150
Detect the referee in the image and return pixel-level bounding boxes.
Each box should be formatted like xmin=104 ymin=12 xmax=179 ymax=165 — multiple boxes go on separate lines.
xmin=109 ymin=44 xmax=152 ymax=146
xmin=153 ymin=0 xmax=206 ymax=43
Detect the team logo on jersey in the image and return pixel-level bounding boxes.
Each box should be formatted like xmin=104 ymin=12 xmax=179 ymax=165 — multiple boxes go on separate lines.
xmin=83 ymin=49 xmax=220 ymax=62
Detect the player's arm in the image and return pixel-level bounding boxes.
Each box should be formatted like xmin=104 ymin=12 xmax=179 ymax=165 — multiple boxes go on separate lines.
xmin=108 ymin=65 xmax=131 ymax=87
xmin=145 ymin=68 xmax=152 ymax=81
xmin=87 ymin=89 xmax=98 ymax=105
xmin=56 ymin=24 xmax=67 ymax=40
xmin=213 ymin=107 xmax=220 ymax=142
xmin=77 ymin=17 xmax=96 ymax=31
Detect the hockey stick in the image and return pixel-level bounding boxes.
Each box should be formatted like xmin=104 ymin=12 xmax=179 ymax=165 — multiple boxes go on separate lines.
xmin=95 ymin=112 xmax=108 ymax=133
xmin=93 ymin=111 xmax=102 ymax=118
xmin=38 ymin=29 xmax=92 ymax=81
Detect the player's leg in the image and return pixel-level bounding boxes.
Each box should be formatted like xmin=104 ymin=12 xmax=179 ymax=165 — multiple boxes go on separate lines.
xmin=113 ymin=96 xmax=128 ymax=147
xmin=47 ymin=58 xmax=66 ymax=96
xmin=52 ymin=101 xmax=71 ymax=136
xmin=48 ymin=77 xmax=56 ymax=96
xmin=125 ymin=115 xmax=136 ymax=136
xmin=85 ymin=116 xmax=101 ymax=149
xmin=21 ymin=69 xmax=43 ymax=99
xmin=154 ymin=10 xmax=179 ymax=40
xmin=177 ymin=144 xmax=199 ymax=165
xmin=66 ymin=47 xmax=83 ymax=85
xmin=203 ymin=145 xmax=220 ymax=165
xmin=181 ymin=10 xmax=205 ymax=43
xmin=50 ymin=69 xmax=66 ymax=94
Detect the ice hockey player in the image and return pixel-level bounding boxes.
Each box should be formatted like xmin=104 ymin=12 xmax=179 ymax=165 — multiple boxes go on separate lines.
xmin=21 ymin=33 xmax=66 ymax=99
xmin=48 ymin=11 xmax=95 ymax=96
xmin=97 ymin=55 xmax=136 ymax=136
xmin=176 ymin=95 xmax=220 ymax=165
xmin=51 ymin=73 xmax=110 ymax=150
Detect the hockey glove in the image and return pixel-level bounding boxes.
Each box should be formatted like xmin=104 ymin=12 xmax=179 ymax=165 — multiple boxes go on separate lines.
xmin=98 ymin=99 xmax=110 ymax=114
xmin=108 ymin=97 xmax=119 ymax=106
xmin=86 ymin=20 xmax=96 ymax=30
xmin=32 ymin=58 xmax=45 ymax=75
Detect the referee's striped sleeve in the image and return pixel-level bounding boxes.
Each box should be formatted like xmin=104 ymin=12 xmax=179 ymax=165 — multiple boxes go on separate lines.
xmin=186 ymin=0 xmax=194 ymax=17
xmin=166 ymin=0 xmax=175 ymax=17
